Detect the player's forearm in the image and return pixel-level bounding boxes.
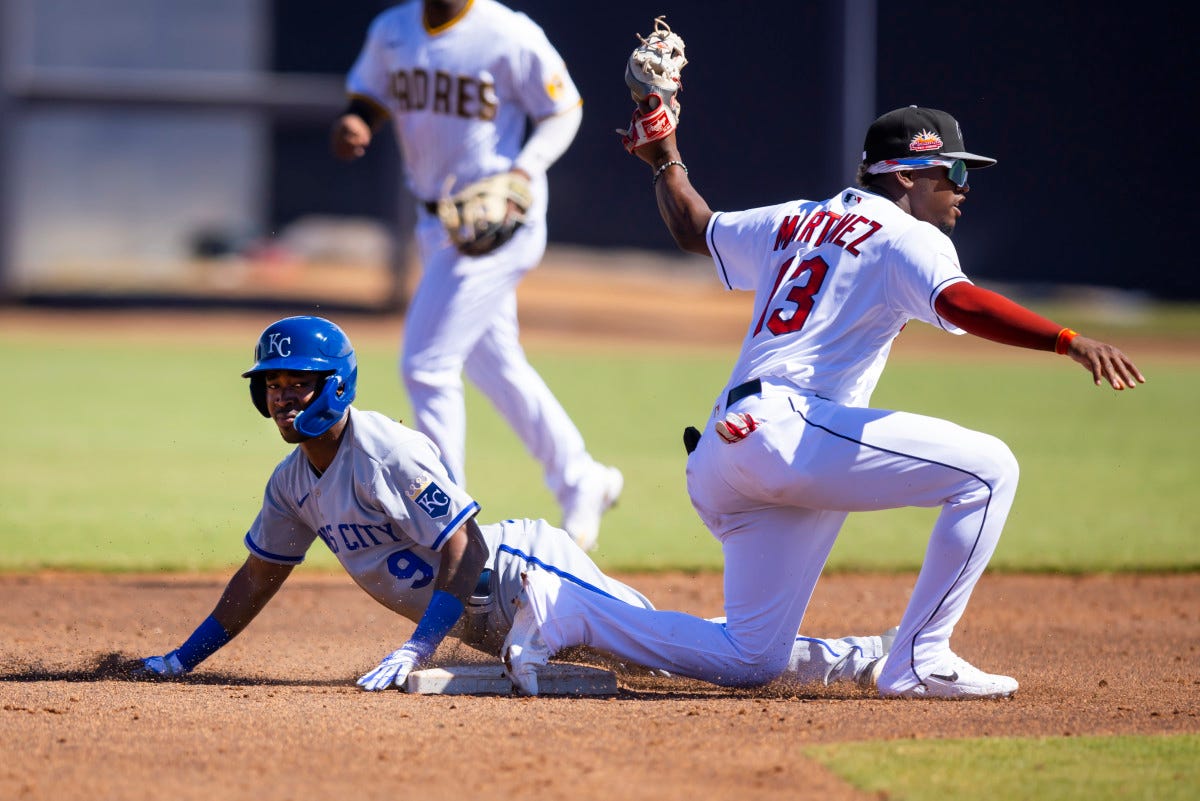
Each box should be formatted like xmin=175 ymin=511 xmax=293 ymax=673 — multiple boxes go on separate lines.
xmin=156 ymin=559 xmax=291 ymax=673
xmin=209 ymin=557 xmax=294 ymax=637
xmin=394 ymin=522 xmax=486 ymax=661
xmin=651 ymin=157 xmax=712 ymax=256
xmin=513 ymin=104 xmax=582 ymax=177
xmin=934 ymin=282 xmax=1065 ymax=351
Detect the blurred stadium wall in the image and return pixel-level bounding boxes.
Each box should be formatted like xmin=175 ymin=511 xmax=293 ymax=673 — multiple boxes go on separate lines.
xmin=1 ymin=1 xmax=1194 ymax=308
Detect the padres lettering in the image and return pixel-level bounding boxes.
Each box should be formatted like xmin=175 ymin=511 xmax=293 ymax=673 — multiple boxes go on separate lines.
xmin=389 ymin=68 xmax=498 ymax=120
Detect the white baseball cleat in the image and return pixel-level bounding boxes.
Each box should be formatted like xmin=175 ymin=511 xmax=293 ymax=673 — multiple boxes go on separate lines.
xmin=561 ymin=465 xmax=623 ymax=552
xmin=881 ymin=653 xmax=1018 ymax=700
xmin=501 ymin=575 xmax=552 ymax=696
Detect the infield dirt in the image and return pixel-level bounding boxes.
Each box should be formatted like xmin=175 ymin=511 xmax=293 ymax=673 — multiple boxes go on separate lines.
xmin=1 ymin=571 xmax=1197 ymax=800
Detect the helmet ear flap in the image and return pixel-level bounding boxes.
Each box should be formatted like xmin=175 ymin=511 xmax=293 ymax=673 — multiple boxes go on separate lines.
xmin=249 ymin=375 xmax=270 ymax=418
xmin=292 ymin=373 xmax=353 ymax=438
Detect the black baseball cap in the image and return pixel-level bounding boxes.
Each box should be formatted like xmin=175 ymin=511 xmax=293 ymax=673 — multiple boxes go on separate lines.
xmin=862 ymin=106 xmax=996 ymax=169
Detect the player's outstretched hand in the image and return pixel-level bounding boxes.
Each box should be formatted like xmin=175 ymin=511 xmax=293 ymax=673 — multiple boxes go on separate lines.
xmin=132 ymin=652 xmax=189 ymax=679
xmin=357 ymin=643 xmax=424 ymax=691
xmin=1066 ymin=335 xmax=1146 ymax=390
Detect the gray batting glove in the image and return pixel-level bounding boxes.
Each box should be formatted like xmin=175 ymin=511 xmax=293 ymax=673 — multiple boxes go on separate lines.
xmin=138 ymin=652 xmax=188 ymax=678
xmin=357 ymin=643 xmax=425 ymax=691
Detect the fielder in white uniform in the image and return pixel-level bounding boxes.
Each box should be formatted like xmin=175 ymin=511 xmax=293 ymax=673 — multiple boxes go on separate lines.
xmin=330 ymin=0 xmax=621 ymax=552
xmin=502 ymin=106 xmax=1144 ymax=698
xmin=134 ymin=316 xmax=893 ymax=691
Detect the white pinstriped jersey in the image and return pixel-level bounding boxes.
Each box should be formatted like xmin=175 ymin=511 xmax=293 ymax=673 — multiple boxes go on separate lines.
xmin=245 ymin=408 xmax=481 ymax=622
xmin=706 ymin=187 xmax=970 ymax=407
xmin=345 ymin=0 xmax=581 ymax=202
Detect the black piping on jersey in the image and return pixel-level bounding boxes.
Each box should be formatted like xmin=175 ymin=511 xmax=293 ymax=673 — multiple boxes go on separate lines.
xmin=497 ymin=544 xmax=624 ymax=602
xmin=786 ymin=396 xmax=997 ymax=689
xmin=707 ymin=212 xmax=735 ymax=289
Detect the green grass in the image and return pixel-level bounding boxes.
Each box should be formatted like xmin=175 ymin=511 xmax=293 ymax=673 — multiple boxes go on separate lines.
xmin=807 ymin=733 xmax=1200 ymax=801
xmin=0 ymin=315 xmax=1196 ymax=572
xmin=849 ymin=359 xmax=1199 ymax=572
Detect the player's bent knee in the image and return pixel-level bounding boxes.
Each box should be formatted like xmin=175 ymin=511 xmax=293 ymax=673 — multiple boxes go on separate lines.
xmin=957 ymin=431 xmax=1019 ymax=491
xmin=978 ymin=434 xmax=1020 ymax=489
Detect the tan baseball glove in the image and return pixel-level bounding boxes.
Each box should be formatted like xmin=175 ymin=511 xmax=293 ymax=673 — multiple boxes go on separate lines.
xmin=436 ymin=172 xmax=534 ymax=256
xmin=617 ymin=16 xmax=688 ymax=153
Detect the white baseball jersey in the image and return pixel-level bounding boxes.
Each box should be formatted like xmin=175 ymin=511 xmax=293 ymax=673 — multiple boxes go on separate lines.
xmin=709 ymin=187 xmax=969 ymax=407
xmin=517 ymin=187 xmax=1020 ymax=694
xmin=245 ymin=408 xmax=649 ymax=651
xmin=246 ymin=408 xmax=481 ymax=622
xmin=345 ymin=0 xmax=581 ymax=203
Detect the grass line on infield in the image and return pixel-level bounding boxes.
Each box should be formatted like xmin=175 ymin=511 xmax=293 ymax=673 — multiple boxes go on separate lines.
xmin=806 ymin=733 xmax=1200 ymax=801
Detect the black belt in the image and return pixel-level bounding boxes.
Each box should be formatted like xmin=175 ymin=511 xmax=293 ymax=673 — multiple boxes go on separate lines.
xmin=422 ymin=200 xmax=439 ymax=215
xmin=726 ymin=378 xmax=762 ymax=407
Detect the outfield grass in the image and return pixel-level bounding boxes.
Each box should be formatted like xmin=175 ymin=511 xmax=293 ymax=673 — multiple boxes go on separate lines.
xmin=807 ymin=733 xmax=1200 ymax=801
xmin=0 ymin=325 xmax=1195 ymax=572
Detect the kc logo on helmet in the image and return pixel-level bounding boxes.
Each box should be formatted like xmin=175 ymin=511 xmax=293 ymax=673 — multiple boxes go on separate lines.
xmin=267 ymin=333 xmax=292 ymax=357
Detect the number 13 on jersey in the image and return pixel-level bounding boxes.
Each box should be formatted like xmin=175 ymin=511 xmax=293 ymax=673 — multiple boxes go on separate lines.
xmin=753 ymin=254 xmax=830 ymax=337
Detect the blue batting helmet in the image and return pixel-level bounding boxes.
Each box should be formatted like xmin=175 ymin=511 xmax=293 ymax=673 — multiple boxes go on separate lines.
xmin=242 ymin=316 xmax=358 ymax=438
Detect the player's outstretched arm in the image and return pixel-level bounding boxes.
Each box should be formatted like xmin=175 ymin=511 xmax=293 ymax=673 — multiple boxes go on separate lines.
xmin=618 ymin=18 xmax=710 ymax=256
xmin=136 ymin=555 xmax=294 ymax=679
xmin=934 ymin=282 xmax=1146 ymax=390
xmin=634 ymin=134 xmax=712 ymax=256
xmin=358 ymin=519 xmax=489 ymax=691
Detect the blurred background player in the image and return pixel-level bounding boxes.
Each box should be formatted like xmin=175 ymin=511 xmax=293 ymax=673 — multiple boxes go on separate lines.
xmin=501 ymin=101 xmax=1145 ymax=698
xmin=136 ymin=315 xmax=895 ymax=692
xmin=329 ymin=0 xmax=620 ymax=550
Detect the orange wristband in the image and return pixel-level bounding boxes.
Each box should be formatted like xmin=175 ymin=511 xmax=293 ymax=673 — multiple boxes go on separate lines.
xmin=1055 ymin=328 xmax=1078 ymax=355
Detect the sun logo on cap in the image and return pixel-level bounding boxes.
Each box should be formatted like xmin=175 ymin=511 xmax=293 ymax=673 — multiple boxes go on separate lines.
xmin=909 ymin=129 xmax=943 ymax=152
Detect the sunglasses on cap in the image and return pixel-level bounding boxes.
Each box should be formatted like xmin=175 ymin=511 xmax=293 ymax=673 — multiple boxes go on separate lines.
xmin=866 ymin=157 xmax=969 ymax=188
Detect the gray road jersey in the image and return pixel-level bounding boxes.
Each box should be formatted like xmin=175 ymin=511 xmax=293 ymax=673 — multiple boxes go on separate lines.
xmin=245 ymin=408 xmax=480 ymax=622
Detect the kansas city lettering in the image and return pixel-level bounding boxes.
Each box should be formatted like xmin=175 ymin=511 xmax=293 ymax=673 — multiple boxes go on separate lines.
xmin=773 ymin=210 xmax=881 ymax=256
xmin=316 ymin=521 xmax=403 ymax=554
xmin=389 ymin=68 xmax=498 ymax=120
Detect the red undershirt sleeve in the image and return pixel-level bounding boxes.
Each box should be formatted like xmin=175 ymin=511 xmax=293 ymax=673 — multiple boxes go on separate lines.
xmin=934 ymin=282 xmax=1063 ymax=351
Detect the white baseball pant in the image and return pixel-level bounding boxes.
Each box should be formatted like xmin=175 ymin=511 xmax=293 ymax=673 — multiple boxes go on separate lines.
xmin=522 ymin=379 xmax=1018 ymax=691
xmin=401 ymin=211 xmax=597 ymax=503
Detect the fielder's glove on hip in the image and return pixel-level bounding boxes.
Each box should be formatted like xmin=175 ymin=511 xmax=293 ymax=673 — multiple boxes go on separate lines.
xmin=617 ymin=16 xmax=688 ymax=153
xmin=436 ymin=171 xmax=533 ymax=257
